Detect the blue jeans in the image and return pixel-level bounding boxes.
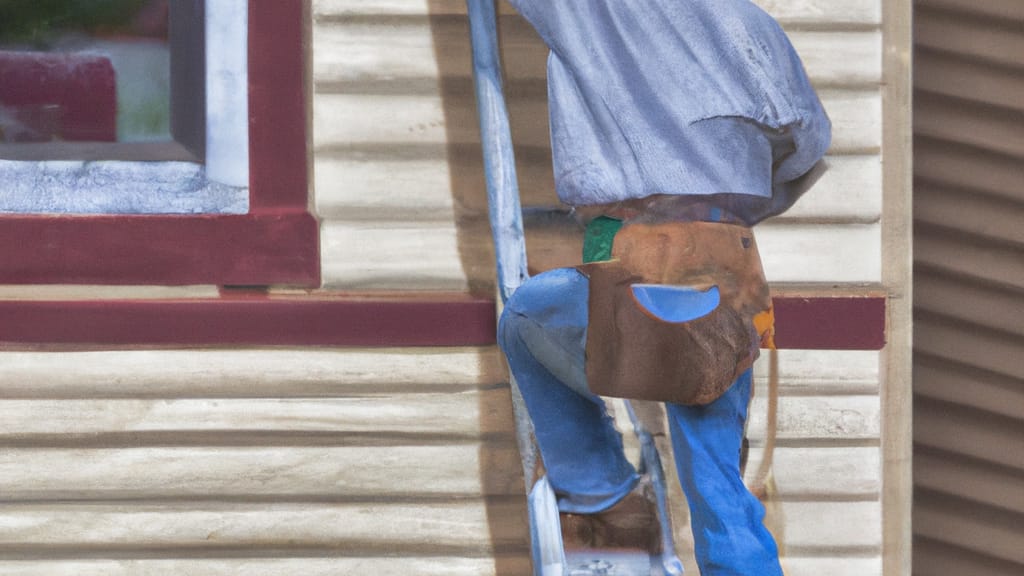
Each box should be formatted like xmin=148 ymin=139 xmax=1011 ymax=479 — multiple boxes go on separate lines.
xmin=498 ymin=267 xmax=782 ymax=575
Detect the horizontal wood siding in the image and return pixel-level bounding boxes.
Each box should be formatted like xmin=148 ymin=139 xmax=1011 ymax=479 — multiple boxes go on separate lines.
xmin=749 ymin=350 xmax=882 ymax=574
xmin=912 ymin=0 xmax=1024 ymax=574
xmin=0 ymin=2 xmax=901 ymax=574
xmin=310 ymin=0 xmax=892 ymax=572
xmin=0 ymin=558 xmax=532 ymax=576
xmin=0 ymin=348 xmax=530 ymax=574
xmin=625 ymin=349 xmax=882 ymax=574
xmin=312 ymin=0 xmax=885 ymax=291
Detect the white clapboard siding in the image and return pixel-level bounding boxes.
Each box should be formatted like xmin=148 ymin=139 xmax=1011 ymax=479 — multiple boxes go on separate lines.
xmin=0 ymin=558 xmax=532 ymax=576
xmin=783 ymin=501 xmax=883 ymax=548
xmin=746 ymin=353 xmax=882 ymax=490
xmin=743 ymin=349 xmax=882 ymax=489
xmin=321 ymin=220 xmax=492 ymax=291
xmin=0 ymin=348 xmax=530 ymax=574
xmin=0 ymin=2 xmax=896 ymax=575
xmin=316 ymin=153 xmax=882 ymax=222
xmin=783 ymin=558 xmax=884 ymax=576
xmin=0 ymin=392 xmax=512 ymax=438
xmin=768 ymin=447 xmax=881 ymax=496
xmin=0 ymin=446 xmax=524 ymax=500
xmin=0 ymin=348 xmax=505 ymax=397
xmin=313 ymin=90 xmax=880 ymax=152
xmin=312 ymin=1 xmax=882 ymax=82
xmin=748 ymin=395 xmax=881 ymax=441
xmin=315 ymin=0 xmax=886 ymax=23
xmin=323 ymin=0 xmax=889 ymax=572
xmin=314 ymin=21 xmax=880 ymax=89
xmin=0 ymin=501 xmax=528 ymax=552
xmin=322 ymin=218 xmax=881 ymax=290
xmin=649 ymin=493 xmax=882 ymax=568
xmin=312 ymin=0 xmax=885 ymax=291
xmin=647 ymin=349 xmax=883 ymax=574
xmin=757 ymin=222 xmax=881 ymax=282
xmin=751 ymin=348 xmax=880 ymax=390
xmin=314 ymin=0 xmax=883 ymax=24
xmin=309 ymin=5 xmax=892 ymax=568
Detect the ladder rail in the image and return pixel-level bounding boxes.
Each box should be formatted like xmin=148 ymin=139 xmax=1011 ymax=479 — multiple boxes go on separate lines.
xmin=465 ymin=0 xmax=529 ymax=305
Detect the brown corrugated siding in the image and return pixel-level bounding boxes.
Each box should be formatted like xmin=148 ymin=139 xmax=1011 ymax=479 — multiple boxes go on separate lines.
xmin=912 ymin=0 xmax=1024 ymax=574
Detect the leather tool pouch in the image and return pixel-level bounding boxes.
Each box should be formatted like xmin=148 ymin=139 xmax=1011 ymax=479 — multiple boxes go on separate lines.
xmin=578 ymin=221 xmax=771 ymax=405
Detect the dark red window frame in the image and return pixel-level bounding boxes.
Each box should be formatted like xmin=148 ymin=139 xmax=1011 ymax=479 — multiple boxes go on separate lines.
xmin=0 ymin=0 xmax=319 ymax=287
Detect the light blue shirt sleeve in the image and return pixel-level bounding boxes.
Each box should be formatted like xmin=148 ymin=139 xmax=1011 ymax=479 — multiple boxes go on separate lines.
xmin=507 ymin=0 xmax=831 ymax=223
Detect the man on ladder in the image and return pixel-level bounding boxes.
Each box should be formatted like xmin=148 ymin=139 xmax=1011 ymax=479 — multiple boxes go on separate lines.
xmin=492 ymin=1 xmax=831 ymax=574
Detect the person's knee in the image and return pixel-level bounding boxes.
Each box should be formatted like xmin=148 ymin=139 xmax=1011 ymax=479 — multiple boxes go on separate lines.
xmin=503 ymin=273 xmax=547 ymax=314
xmin=508 ymin=268 xmax=586 ymax=312
xmin=497 ymin=307 xmax=525 ymax=355
xmin=499 ymin=268 xmax=589 ymax=359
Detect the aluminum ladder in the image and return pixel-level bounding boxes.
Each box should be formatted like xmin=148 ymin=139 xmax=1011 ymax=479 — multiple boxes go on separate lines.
xmin=466 ymin=2 xmax=685 ymax=574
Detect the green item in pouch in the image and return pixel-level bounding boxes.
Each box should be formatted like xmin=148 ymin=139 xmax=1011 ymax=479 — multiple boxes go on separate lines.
xmin=582 ymin=215 xmax=624 ymax=264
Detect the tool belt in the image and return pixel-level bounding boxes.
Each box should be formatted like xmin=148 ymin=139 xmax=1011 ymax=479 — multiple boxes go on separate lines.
xmin=578 ymin=221 xmax=773 ymax=405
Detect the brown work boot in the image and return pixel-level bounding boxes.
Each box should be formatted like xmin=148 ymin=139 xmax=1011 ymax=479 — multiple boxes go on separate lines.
xmin=559 ymin=477 xmax=661 ymax=553
xmin=559 ymin=511 xmax=597 ymax=550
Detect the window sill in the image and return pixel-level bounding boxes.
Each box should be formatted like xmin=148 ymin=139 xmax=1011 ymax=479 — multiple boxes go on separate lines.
xmin=0 ymin=156 xmax=247 ymax=214
xmin=0 ymin=211 xmax=319 ymax=285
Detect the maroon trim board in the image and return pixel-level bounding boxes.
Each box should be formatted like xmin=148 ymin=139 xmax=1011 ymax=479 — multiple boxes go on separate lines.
xmin=772 ymin=295 xmax=887 ymax=350
xmin=0 ymin=295 xmax=885 ymax=349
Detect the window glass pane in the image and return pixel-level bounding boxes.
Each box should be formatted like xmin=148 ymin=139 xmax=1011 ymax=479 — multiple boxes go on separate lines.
xmin=0 ymin=0 xmax=249 ymax=215
xmin=0 ymin=0 xmax=170 ymax=144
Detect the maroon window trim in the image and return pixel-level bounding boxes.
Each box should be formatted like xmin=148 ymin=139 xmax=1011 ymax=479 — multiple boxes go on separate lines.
xmin=0 ymin=0 xmax=319 ymax=287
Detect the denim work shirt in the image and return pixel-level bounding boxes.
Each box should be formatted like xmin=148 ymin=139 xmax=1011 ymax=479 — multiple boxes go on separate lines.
xmin=508 ymin=0 xmax=832 ymax=225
